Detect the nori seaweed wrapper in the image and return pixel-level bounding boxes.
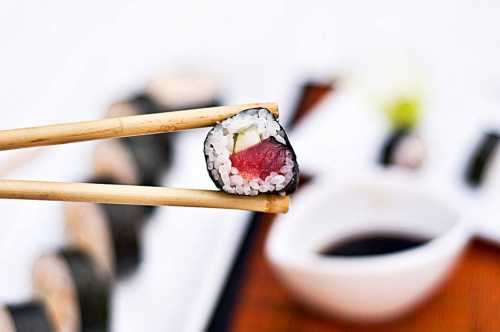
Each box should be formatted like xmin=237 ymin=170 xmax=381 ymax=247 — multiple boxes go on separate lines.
xmin=204 ymin=108 xmax=299 ymax=195
xmin=128 ymin=94 xmax=160 ymax=115
xmin=378 ymin=128 xmax=411 ymax=166
xmin=119 ymin=135 xmax=171 ymax=187
xmin=280 ymin=129 xmax=300 ymax=194
xmin=100 ymin=94 xmax=174 ymax=187
xmin=99 ymin=202 xmax=146 ymax=278
xmin=6 ymin=301 xmax=54 ymax=332
xmin=464 ymin=131 xmax=500 ymax=188
xmin=129 ymin=94 xmax=175 ymax=158
xmin=130 ymin=93 xmax=221 ymax=113
xmin=59 ymin=248 xmax=111 ymax=332
xmin=86 ymin=176 xmax=148 ymax=277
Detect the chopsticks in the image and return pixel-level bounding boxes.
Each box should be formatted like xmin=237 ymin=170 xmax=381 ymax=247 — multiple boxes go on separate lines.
xmin=0 ymin=180 xmax=289 ymax=214
xmin=0 ymin=103 xmax=290 ymax=213
xmin=0 ymin=103 xmax=278 ymax=151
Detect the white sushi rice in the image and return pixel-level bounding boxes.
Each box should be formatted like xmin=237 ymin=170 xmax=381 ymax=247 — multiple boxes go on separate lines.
xmin=392 ymin=134 xmax=425 ymax=169
xmin=204 ymin=108 xmax=294 ymax=195
xmin=0 ymin=307 xmax=15 ymax=332
xmin=33 ymin=254 xmax=80 ymax=332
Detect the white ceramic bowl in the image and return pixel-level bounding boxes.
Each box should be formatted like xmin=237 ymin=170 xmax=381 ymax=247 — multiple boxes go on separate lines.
xmin=265 ymin=175 xmax=470 ymax=322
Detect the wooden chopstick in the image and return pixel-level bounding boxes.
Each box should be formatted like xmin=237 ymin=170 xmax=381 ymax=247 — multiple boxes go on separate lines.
xmin=0 ymin=103 xmax=288 ymax=213
xmin=0 ymin=103 xmax=278 ymax=151
xmin=0 ymin=179 xmax=289 ymax=213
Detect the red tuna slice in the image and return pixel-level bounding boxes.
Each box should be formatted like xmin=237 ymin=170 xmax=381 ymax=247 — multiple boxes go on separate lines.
xmin=230 ymin=137 xmax=289 ymax=180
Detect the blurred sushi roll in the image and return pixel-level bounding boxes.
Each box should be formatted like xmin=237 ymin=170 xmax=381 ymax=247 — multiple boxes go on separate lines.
xmin=0 ymin=301 xmax=54 ymax=332
xmin=92 ymin=118 xmax=170 ymax=216
xmin=107 ymin=73 xmax=220 ymax=150
xmin=104 ymin=99 xmax=174 ymax=170
xmin=145 ymin=73 xmax=220 ymax=110
xmin=379 ymin=128 xmax=425 ymax=169
xmin=65 ymin=176 xmax=147 ymax=278
xmin=98 ymin=74 xmax=221 ymax=186
xmin=464 ymin=131 xmax=500 ymax=188
xmin=204 ymin=108 xmax=299 ymax=196
xmin=120 ymin=135 xmax=172 ymax=186
xmin=92 ymin=131 xmax=171 ymax=188
xmin=32 ymin=248 xmax=111 ymax=332
xmin=378 ymin=95 xmax=425 ymax=169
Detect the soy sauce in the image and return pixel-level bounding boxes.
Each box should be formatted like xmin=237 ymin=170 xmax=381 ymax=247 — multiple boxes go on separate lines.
xmin=319 ymin=233 xmax=431 ymax=257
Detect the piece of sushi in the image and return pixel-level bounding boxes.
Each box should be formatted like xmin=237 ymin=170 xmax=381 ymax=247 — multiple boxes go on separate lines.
xmin=379 ymin=128 xmax=425 ymax=169
xmin=0 ymin=301 xmax=54 ymax=332
xmin=65 ymin=176 xmax=147 ymax=278
xmin=92 ymin=135 xmax=170 ymax=216
xmin=204 ymin=108 xmax=299 ymax=196
xmin=100 ymin=74 xmax=221 ymax=180
xmin=92 ymin=127 xmax=171 ymax=188
xmin=464 ymin=131 xmax=500 ymax=188
xmin=107 ymin=95 xmax=175 ymax=165
xmin=102 ymin=98 xmax=173 ymax=187
xmin=32 ymin=248 xmax=111 ymax=332
xmin=120 ymin=135 xmax=172 ymax=187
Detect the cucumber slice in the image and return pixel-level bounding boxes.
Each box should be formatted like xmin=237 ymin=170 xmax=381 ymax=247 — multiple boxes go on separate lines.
xmin=234 ymin=127 xmax=261 ymax=153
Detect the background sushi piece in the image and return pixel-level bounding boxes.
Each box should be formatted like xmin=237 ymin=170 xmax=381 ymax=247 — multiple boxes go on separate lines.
xmin=378 ymin=129 xmax=425 ymax=169
xmin=65 ymin=201 xmax=116 ymax=277
xmin=92 ymin=140 xmax=139 ymax=186
xmin=71 ymin=74 xmax=223 ymax=280
xmin=32 ymin=249 xmax=111 ymax=332
xmin=0 ymin=301 xmax=54 ymax=332
xmin=97 ymin=73 xmax=221 ymax=189
xmin=99 ymin=95 xmax=172 ymax=189
xmin=64 ymin=195 xmax=148 ymax=279
xmin=464 ymin=131 xmax=500 ymax=188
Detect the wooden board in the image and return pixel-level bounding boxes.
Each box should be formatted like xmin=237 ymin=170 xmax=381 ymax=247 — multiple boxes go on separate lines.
xmin=230 ymin=216 xmax=500 ymax=332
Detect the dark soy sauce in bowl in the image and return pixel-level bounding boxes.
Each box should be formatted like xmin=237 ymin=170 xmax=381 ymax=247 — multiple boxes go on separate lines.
xmin=319 ymin=233 xmax=431 ymax=257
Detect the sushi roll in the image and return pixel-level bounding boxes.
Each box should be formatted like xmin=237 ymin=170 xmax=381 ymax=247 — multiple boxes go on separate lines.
xmin=105 ymin=97 xmax=175 ymax=170
xmin=32 ymin=248 xmax=111 ymax=332
xmin=378 ymin=95 xmax=425 ymax=169
xmin=378 ymin=128 xmax=425 ymax=169
xmin=119 ymin=135 xmax=172 ymax=187
xmin=0 ymin=301 xmax=54 ymax=332
xmin=65 ymin=176 xmax=148 ymax=278
xmin=97 ymin=73 xmax=221 ymax=184
xmin=204 ymin=108 xmax=299 ymax=196
xmin=92 ymin=127 xmax=171 ymax=188
xmin=464 ymin=131 xmax=500 ymax=188
xmin=107 ymin=74 xmax=220 ymax=153
xmin=102 ymin=97 xmax=172 ymax=187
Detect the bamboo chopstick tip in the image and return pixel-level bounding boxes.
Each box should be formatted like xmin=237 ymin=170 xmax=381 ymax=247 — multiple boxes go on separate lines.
xmin=267 ymin=195 xmax=289 ymax=214
xmin=263 ymin=103 xmax=279 ymax=117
